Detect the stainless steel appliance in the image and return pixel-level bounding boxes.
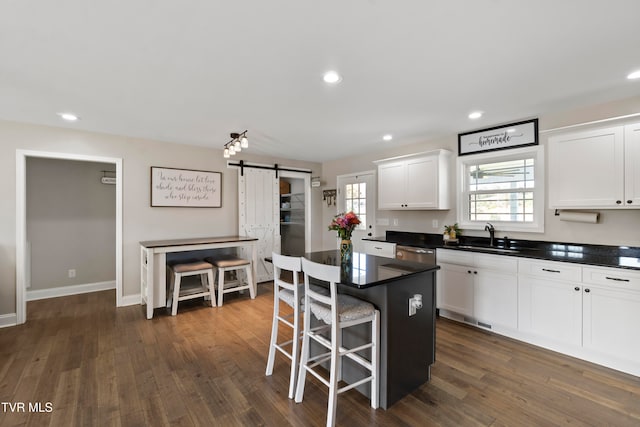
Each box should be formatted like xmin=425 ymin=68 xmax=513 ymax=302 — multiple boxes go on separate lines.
xmin=395 ymin=245 xmax=435 ymax=264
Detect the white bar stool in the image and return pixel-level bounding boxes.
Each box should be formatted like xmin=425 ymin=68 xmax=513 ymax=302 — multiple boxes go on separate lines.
xmin=168 ymin=261 xmax=215 ymax=316
xmin=206 ymin=255 xmax=255 ymax=306
xmin=295 ymin=258 xmax=379 ymax=427
xmin=265 ymin=253 xmax=304 ymax=399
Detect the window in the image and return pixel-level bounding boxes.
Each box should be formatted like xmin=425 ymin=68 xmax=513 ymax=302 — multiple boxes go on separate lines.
xmin=458 ymin=146 xmax=544 ymax=233
xmin=344 ymin=182 xmax=366 ymax=230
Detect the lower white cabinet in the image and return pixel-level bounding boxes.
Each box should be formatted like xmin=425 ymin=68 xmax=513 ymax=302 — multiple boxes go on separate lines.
xmin=581 ymin=267 xmax=640 ymax=362
xmin=436 ymin=249 xmax=518 ymax=329
xmin=437 ymin=251 xmax=640 ymax=377
xmin=518 ymin=274 xmax=583 ymax=346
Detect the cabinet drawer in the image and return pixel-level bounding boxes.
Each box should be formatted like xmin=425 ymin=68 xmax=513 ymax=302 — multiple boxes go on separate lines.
xmin=363 ymin=241 xmax=396 ymax=258
xmin=436 ymin=249 xmax=475 ymax=266
xmin=582 ymin=266 xmax=640 ymax=291
xmin=475 ymin=253 xmax=518 ymax=273
xmin=518 ymin=259 xmax=582 ymax=282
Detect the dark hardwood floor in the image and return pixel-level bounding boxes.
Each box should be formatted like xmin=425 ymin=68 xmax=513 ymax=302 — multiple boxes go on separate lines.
xmin=1 ymin=285 xmax=639 ymax=426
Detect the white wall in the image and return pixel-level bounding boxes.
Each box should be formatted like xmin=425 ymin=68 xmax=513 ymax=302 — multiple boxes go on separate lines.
xmin=319 ymin=95 xmax=640 ymax=250
xmin=27 ymin=158 xmax=116 ymax=290
xmin=0 ymin=120 xmax=321 ymax=316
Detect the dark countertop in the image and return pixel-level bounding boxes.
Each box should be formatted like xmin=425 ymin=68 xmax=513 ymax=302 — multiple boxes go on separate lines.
xmin=364 ymin=232 xmax=640 ymax=271
xmin=304 ymin=250 xmax=439 ymax=289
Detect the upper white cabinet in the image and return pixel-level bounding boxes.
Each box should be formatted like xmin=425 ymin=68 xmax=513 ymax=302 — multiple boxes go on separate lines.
xmin=548 ymin=122 xmax=640 ymax=208
xmin=375 ymin=150 xmax=451 ymax=210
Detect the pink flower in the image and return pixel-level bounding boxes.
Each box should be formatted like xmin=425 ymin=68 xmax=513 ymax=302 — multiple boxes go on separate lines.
xmin=328 ymin=211 xmax=361 ymax=240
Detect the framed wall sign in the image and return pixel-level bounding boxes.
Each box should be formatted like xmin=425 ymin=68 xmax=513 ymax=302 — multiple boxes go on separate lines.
xmin=458 ymin=118 xmax=539 ymax=156
xmin=151 ymin=167 xmax=222 ymax=207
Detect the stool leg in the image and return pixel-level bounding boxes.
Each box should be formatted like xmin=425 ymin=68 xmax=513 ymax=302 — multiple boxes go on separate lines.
xmin=294 ymin=295 xmax=311 ymax=403
xmin=288 ymin=294 xmax=301 ymax=399
xmin=371 ymin=310 xmax=380 ymax=409
xmin=266 ymin=285 xmax=280 ymax=376
xmin=217 ymin=267 xmax=225 ymax=307
xmin=327 ymin=328 xmax=340 ymax=427
xmin=246 ymin=265 xmax=256 ymax=299
xmin=207 ymin=269 xmax=216 ymax=307
xmin=171 ymin=273 xmax=182 ymax=316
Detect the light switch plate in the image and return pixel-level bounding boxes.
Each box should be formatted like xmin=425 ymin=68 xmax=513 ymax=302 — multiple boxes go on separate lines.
xmin=392 ymin=218 xmax=399 ymax=226
xmin=432 ymin=219 xmax=438 ymax=228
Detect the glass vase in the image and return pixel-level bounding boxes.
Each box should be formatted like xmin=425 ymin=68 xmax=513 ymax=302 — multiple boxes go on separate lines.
xmin=340 ymin=239 xmax=353 ymax=264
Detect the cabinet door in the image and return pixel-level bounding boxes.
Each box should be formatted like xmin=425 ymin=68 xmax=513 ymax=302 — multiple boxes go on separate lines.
xmin=518 ymin=276 xmax=582 ymax=346
xmin=436 ymin=262 xmax=474 ymax=317
xmin=582 ymin=285 xmax=640 ymax=362
xmin=405 ymin=156 xmax=438 ymax=208
xmin=624 ymin=122 xmax=640 ymax=206
xmin=377 ymin=161 xmax=405 ymax=209
xmin=474 ymin=269 xmax=518 ymax=329
xmin=548 ymin=126 xmax=624 ymax=208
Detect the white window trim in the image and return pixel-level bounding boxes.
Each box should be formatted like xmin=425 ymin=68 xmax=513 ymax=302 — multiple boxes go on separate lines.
xmin=456 ymin=145 xmax=545 ymax=233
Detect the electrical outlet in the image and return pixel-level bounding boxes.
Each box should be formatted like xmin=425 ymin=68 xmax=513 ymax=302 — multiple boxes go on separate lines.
xmin=392 ymin=218 xmax=399 ymax=226
xmin=68 ymin=269 xmax=76 ymax=278
xmin=432 ymin=219 xmax=438 ymax=228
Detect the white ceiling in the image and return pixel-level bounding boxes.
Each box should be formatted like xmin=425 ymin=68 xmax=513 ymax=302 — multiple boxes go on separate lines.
xmin=2 ymin=1 xmax=640 ymax=162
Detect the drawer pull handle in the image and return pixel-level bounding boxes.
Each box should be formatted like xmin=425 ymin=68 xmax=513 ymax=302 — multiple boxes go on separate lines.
xmin=542 ymin=268 xmax=561 ymax=273
xmin=374 ymin=247 xmax=382 ymax=250
xmin=605 ymin=276 xmax=630 ymax=282
xmin=574 ymin=286 xmax=580 ymax=291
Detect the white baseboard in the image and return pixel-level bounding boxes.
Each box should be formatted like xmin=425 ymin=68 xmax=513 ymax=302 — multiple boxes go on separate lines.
xmin=0 ymin=313 xmax=17 ymax=328
xmin=119 ymin=294 xmax=141 ymax=307
xmin=26 ymin=280 xmax=116 ymax=301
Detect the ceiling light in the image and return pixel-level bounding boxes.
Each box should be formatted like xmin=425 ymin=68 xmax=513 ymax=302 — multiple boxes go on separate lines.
xmin=58 ymin=112 xmax=79 ymax=121
xmin=323 ymin=71 xmax=342 ymax=84
xmin=627 ymin=70 xmax=640 ymax=80
xmin=223 ymin=130 xmax=248 ymax=157
xmin=468 ymin=111 xmax=483 ymax=120
xmin=383 ymin=134 xmax=393 ymax=141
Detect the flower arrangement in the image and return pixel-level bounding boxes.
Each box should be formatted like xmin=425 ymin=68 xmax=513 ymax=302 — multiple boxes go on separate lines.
xmin=328 ymin=211 xmax=361 ymax=240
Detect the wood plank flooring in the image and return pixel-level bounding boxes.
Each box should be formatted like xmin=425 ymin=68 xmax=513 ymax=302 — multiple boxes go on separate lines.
xmin=1 ymin=285 xmax=639 ymax=426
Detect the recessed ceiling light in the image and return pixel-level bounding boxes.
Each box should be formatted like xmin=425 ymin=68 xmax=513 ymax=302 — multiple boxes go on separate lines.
xmin=627 ymin=70 xmax=640 ymax=80
xmin=58 ymin=112 xmax=79 ymax=121
xmin=323 ymin=71 xmax=342 ymax=84
xmin=383 ymin=134 xmax=393 ymax=141
xmin=468 ymin=111 xmax=483 ymax=120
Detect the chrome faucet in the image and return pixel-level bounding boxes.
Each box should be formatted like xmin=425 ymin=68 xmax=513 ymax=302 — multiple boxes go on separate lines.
xmin=485 ymin=223 xmax=495 ymax=247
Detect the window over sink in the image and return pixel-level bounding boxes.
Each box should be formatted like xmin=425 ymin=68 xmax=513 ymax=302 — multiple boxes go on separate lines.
xmin=457 ymin=146 xmax=545 ymax=233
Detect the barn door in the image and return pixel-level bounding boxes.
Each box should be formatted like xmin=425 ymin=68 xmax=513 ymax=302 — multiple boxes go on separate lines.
xmin=238 ymin=168 xmax=280 ymax=282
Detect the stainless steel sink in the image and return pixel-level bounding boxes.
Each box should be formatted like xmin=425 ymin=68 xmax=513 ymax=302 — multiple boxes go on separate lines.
xmin=457 ymin=245 xmax=520 ymax=254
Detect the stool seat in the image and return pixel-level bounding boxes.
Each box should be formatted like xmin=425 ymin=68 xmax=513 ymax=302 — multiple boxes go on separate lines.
xmin=309 ymin=294 xmax=375 ymax=324
xmin=205 ymin=255 xmax=255 ymax=306
xmin=173 ymin=261 xmax=213 ymax=273
xmin=210 ymin=256 xmax=251 ymax=268
xmin=168 ymin=261 xmax=215 ymax=316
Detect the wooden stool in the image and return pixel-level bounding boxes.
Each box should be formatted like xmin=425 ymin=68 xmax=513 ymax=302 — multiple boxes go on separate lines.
xmin=295 ymin=257 xmax=379 ymax=427
xmin=206 ymin=255 xmax=255 ymax=306
xmin=168 ymin=261 xmax=215 ymax=316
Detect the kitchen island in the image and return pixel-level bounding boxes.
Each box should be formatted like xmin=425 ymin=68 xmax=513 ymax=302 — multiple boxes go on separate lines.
xmin=304 ymin=250 xmax=439 ymax=409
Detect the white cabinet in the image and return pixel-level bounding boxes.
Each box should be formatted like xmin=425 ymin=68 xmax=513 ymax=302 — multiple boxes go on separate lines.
xmin=548 ymin=122 xmax=640 ymax=209
xmin=581 ymin=267 xmax=640 ymax=362
xmin=375 ymin=150 xmax=451 ymax=210
xmin=362 ymin=240 xmax=396 ymax=258
xmin=436 ymin=249 xmax=518 ymax=329
xmin=518 ymin=259 xmax=583 ymax=346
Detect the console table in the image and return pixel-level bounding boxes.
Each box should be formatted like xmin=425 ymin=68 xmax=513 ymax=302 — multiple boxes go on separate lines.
xmin=140 ymin=236 xmax=258 ymax=319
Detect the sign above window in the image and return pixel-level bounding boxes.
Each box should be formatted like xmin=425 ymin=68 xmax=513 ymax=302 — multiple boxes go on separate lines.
xmin=458 ymin=118 xmax=538 ymax=156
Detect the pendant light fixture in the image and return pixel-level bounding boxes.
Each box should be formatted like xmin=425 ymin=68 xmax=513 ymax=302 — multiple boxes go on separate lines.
xmin=223 ymin=130 xmax=249 ymax=158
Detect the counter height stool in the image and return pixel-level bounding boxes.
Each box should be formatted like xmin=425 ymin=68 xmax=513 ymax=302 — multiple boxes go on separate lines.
xmin=168 ymin=261 xmax=215 ymax=316
xmin=295 ymin=258 xmax=379 ymax=427
xmin=265 ymin=253 xmax=304 ymax=399
xmin=205 ymin=255 xmax=255 ymax=306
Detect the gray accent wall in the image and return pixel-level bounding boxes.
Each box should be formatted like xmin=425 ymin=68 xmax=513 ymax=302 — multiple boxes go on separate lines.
xmin=26 ymin=158 xmax=116 ymax=290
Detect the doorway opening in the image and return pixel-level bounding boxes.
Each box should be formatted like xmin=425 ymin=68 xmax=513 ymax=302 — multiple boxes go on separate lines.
xmin=16 ymin=150 xmax=123 ymax=325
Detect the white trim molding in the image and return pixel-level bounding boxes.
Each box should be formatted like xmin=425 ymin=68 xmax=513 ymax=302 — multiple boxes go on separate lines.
xmin=0 ymin=313 xmax=17 ymax=328
xmin=120 ymin=294 xmax=142 ymax=307
xmin=26 ymin=281 xmax=116 ymax=302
